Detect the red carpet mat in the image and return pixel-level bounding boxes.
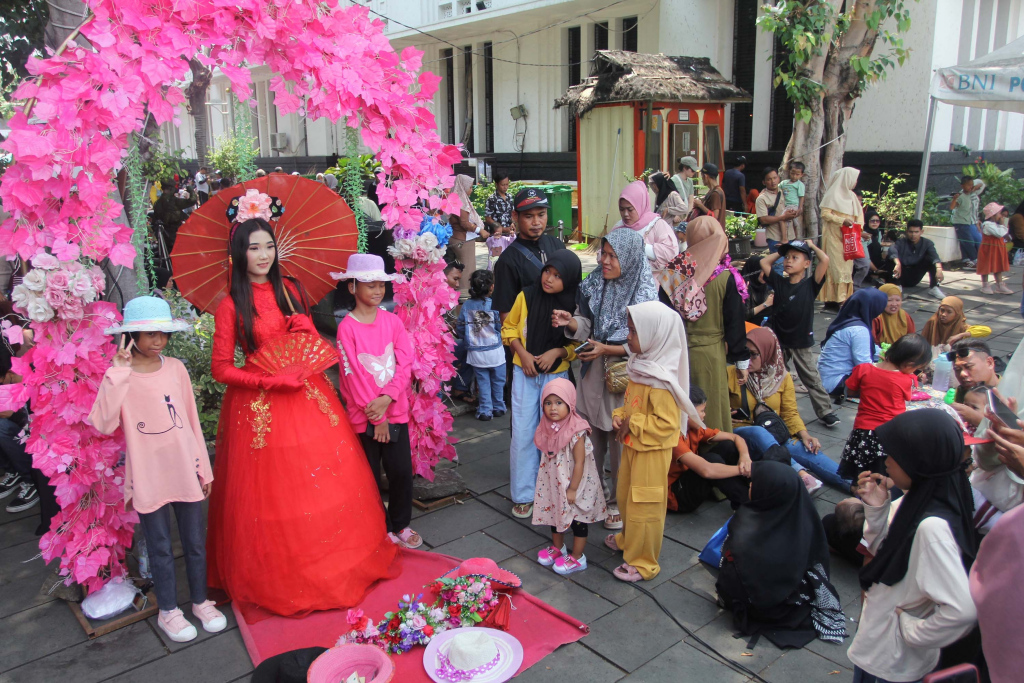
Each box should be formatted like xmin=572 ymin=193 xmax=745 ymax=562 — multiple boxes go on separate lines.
xmin=234 ymin=548 xmax=588 ymax=680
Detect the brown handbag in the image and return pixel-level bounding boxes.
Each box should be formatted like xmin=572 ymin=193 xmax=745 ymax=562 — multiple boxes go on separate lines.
xmin=604 ymin=356 xmax=629 ymax=394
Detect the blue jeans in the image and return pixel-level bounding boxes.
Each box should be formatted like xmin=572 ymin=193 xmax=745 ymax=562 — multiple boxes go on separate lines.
xmin=734 ymin=426 xmax=851 ymax=491
xmin=765 ymin=239 xmax=785 ymax=274
xmin=510 ymin=365 xmax=568 ymax=504
xmin=852 ymin=666 xmax=919 ymax=683
xmin=473 ymin=364 xmax=507 ymax=417
xmin=137 ymin=501 xmax=207 ymax=610
xmin=953 ymin=223 xmax=981 ymax=261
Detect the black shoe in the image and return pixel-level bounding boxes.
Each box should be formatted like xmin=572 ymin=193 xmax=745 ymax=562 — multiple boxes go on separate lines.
xmin=476 ymin=413 xmax=493 ymax=421
xmin=0 ymin=471 xmax=22 ymax=500
xmin=6 ymin=481 xmax=39 ymax=513
xmin=493 ymin=410 xmax=506 ymax=418
xmin=819 ymin=413 xmax=841 ymax=428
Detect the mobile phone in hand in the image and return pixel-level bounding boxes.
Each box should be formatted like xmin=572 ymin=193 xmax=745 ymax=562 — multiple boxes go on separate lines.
xmin=987 ymin=389 xmax=1019 ymax=427
xmin=574 ymin=341 xmax=593 ymax=354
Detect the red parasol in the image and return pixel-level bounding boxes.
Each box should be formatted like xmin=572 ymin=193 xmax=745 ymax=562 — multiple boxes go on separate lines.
xmin=170 ymin=175 xmax=359 ymax=314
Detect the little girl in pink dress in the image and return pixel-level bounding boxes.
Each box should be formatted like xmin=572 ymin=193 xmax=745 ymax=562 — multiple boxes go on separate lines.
xmin=532 ymin=379 xmax=607 ymax=576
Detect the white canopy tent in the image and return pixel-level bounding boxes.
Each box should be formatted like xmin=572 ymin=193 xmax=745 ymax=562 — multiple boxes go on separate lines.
xmin=915 ymin=34 xmax=1024 ymax=218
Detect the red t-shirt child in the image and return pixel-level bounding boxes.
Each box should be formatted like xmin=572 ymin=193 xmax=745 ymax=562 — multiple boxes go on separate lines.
xmin=667 ymin=423 xmax=721 ymax=511
xmin=845 ymin=363 xmax=916 ymax=431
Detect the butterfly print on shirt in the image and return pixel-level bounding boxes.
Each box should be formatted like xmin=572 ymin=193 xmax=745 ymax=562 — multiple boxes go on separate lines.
xmin=358 ymin=343 xmax=396 ymax=388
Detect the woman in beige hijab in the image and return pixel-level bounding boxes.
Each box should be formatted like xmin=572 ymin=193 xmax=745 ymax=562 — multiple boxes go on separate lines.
xmin=449 ymin=175 xmax=489 ymax=295
xmin=817 ymin=167 xmax=863 ymax=308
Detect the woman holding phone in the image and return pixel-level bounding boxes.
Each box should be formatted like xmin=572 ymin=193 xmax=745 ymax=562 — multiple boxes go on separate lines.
xmin=552 ymin=228 xmax=659 ymax=530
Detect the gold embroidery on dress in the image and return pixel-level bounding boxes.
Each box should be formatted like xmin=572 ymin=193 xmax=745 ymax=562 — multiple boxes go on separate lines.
xmin=249 ymin=390 xmax=272 ymax=449
xmin=304 ymin=378 xmax=340 ymax=427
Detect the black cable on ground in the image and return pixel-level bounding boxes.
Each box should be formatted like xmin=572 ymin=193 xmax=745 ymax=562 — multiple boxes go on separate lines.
xmin=455 ymin=487 xmax=774 ymax=683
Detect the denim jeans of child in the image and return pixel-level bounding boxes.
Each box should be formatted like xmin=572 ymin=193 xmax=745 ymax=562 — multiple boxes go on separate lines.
xmin=510 ymin=365 xmax=568 ymax=504
xmin=734 ymin=426 xmax=851 ymax=491
xmin=765 ymin=239 xmax=785 ymax=274
xmin=473 ymin=364 xmax=507 ymax=417
xmin=953 ymin=223 xmax=980 ymax=261
xmin=137 ymin=500 xmax=207 ymax=611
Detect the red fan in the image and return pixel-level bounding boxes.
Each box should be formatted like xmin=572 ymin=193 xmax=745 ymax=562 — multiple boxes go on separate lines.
xmin=249 ymin=333 xmax=338 ymax=380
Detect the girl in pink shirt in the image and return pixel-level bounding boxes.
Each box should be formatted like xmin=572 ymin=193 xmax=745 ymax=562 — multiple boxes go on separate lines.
xmin=333 ymin=255 xmax=420 ymax=549
xmin=88 ymin=296 xmax=225 ymax=644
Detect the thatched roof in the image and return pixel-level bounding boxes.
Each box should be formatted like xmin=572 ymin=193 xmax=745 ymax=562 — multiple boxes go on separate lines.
xmin=555 ymin=50 xmax=751 ymax=117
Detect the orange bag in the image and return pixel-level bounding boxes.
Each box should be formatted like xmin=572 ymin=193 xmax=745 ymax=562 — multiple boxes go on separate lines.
xmin=842 ymin=223 xmax=865 ymax=261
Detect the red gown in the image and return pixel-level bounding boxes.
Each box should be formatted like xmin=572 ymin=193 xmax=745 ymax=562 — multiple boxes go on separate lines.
xmin=206 ymin=281 xmax=399 ymax=622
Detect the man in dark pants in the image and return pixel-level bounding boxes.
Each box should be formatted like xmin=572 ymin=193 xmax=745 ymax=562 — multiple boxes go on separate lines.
xmin=722 ymin=156 xmax=748 ymax=214
xmin=888 ymin=219 xmax=946 ymax=299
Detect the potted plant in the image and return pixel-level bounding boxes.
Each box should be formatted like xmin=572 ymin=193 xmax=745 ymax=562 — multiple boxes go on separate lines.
xmin=725 ymin=212 xmax=756 ymax=259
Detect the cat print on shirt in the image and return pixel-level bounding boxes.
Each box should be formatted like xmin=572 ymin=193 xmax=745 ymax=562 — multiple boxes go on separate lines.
xmin=137 ymin=395 xmax=185 ymax=435
xmin=358 ymin=342 xmax=396 ymax=387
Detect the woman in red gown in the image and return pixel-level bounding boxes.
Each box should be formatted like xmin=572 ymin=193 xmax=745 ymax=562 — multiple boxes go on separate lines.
xmin=206 ymin=214 xmax=398 ymax=621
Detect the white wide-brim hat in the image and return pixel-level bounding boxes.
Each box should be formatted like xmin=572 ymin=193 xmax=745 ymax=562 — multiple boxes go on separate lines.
xmin=423 ymin=627 xmax=523 ymax=683
xmin=330 ymin=253 xmax=398 ymax=282
xmin=104 ymin=296 xmax=193 ymax=335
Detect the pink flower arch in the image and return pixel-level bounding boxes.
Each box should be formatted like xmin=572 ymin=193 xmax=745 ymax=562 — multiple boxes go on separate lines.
xmin=0 ymin=0 xmax=462 ymax=592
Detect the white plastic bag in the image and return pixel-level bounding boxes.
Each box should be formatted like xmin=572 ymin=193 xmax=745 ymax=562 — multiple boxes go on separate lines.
xmin=81 ymin=578 xmax=140 ymax=620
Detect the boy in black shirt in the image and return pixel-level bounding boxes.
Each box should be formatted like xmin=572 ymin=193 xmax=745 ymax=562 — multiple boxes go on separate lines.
xmin=760 ymin=240 xmax=840 ymax=428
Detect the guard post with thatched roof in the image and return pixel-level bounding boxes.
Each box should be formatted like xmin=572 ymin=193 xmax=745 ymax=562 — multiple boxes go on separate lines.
xmin=555 ymin=50 xmax=751 ymax=240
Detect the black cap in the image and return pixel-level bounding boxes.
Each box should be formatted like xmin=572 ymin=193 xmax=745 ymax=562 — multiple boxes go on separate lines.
xmin=777 ymin=240 xmax=813 ymax=258
xmin=733 ymin=155 xmax=747 ymax=166
xmin=701 ymin=162 xmax=719 ymax=176
xmin=513 ymin=187 xmax=550 ymax=211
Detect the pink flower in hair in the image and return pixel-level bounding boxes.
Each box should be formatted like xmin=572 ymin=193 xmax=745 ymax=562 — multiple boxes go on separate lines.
xmin=236 ymin=189 xmax=274 ymax=223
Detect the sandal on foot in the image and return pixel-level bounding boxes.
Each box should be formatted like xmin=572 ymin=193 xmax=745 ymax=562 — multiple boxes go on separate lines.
xmin=612 ymin=563 xmax=643 ymax=582
xmin=511 ymin=503 xmax=533 ymax=518
xmin=604 ymin=533 xmax=621 ymax=552
xmin=396 ymin=527 xmax=423 ymax=549
xmin=603 ymin=509 xmax=623 ymax=530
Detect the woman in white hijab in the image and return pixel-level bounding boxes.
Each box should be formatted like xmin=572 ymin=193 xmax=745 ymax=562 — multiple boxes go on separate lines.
xmin=449 ymin=174 xmax=490 ymax=295
xmin=817 ymin=167 xmax=863 ymax=308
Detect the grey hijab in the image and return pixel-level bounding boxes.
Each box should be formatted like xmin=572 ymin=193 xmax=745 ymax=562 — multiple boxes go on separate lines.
xmin=578 ymin=228 xmax=659 ymax=343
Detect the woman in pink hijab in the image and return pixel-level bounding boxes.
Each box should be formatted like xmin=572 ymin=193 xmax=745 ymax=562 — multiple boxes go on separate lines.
xmin=615 ymin=180 xmax=680 ymax=271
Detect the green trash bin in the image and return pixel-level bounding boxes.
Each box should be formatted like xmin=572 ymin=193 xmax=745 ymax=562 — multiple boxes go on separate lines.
xmin=544 ymin=185 xmax=574 ymax=239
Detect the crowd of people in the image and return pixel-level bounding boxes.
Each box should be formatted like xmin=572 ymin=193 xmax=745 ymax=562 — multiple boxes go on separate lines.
xmin=1 ymin=158 xmax=1022 ymax=681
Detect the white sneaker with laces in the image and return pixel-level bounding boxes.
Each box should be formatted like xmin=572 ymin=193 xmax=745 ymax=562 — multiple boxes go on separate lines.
xmin=927 ymin=286 xmax=946 ymax=300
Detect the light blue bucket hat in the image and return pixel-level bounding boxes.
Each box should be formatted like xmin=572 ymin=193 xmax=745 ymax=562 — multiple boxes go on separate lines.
xmin=104 ymin=296 xmax=193 ymax=335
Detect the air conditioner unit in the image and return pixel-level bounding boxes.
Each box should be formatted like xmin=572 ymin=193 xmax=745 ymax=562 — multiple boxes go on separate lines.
xmin=270 ymin=132 xmax=289 ymax=150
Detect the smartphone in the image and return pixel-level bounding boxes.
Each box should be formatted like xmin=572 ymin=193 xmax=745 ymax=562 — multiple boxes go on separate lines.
xmin=922 ymin=664 xmax=979 ymax=683
xmin=573 ymin=341 xmax=593 ymax=354
xmin=987 ymin=389 xmax=1019 ymax=427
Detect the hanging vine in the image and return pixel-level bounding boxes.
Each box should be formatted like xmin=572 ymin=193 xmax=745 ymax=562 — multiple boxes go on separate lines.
xmin=344 ymin=126 xmax=368 ymax=253
xmin=123 ymin=137 xmax=153 ymax=294
xmin=231 ymin=93 xmax=259 ymax=183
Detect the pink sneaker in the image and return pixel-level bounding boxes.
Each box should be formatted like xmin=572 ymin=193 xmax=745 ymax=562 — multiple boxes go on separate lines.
xmin=537 ymin=545 xmax=566 ymax=567
xmin=157 ymin=607 xmax=197 ymax=643
xmin=553 ymin=554 xmax=588 ymax=576
xmin=192 ymin=600 xmax=227 ymax=633
xmin=799 ymin=471 xmax=823 ymax=495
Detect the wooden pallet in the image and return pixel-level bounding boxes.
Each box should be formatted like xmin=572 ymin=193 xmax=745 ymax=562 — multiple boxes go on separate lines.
xmin=412 ymin=491 xmax=471 ymax=512
xmin=68 ymin=589 xmax=159 ymax=639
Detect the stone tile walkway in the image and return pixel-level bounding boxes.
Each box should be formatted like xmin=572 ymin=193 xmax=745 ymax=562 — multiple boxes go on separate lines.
xmin=1 ymin=263 xmax=1020 ymax=683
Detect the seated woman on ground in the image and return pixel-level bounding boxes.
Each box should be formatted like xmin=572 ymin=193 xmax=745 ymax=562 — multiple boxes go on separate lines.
xmin=668 ymin=385 xmax=754 ymax=513
xmin=715 ymin=461 xmax=847 ymax=649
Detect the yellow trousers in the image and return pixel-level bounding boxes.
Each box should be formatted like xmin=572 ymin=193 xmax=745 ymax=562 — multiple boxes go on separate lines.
xmin=614 ymin=445 xmax=672 ymax=580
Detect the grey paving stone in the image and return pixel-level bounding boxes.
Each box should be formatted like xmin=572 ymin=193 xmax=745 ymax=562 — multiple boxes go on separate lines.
xmin=104 ymin=628 xmax=253 ymax=683
xmin=0 ymin=600 xmax=87 ymax=673
xmin=514 ymin=642 xmax=623 ymax=682
xmin=455 ymin=453 xmax=511 ymax=494
xmin=0 ymin=620 xmax=164 ymax=683
xmin=691 ymin=612 xmax=784 ymax=673
xmin=564 ymin=556 xmax=641 ymax=606
xmin=498 ymin=554 xmax=566 ymax=595
xmin=671 ymin=562 xmax=720 ymax=604
xmin=533 ymin=579 xmax=617 ymax=624
xmin=148 ymin=599 xmax=238 ymax=653
xmin=598 ymin=536 xmax=697 ymax=588
xmin=0 ymin=540 xmax=56 ymax=619
xmin=757 ymin=646 xmax=852 ymax=683
xmin=663 ymin=505 xmax=732 ymax=552
xmin=450 ymin=412 xmax=510 ymax=441
xmin=0 ymin=516 xmax=37 ymax=551
xmin=452 ymin=429 xmax=514 ymax=464
xmin=431 ymin=531 xmax=517 ymax=563
xmin=482 ymin=518 xmax=548 ymax=552
xmin=411 ymin=498 xmax=506 ymax=546
xmin=620 ymin=640 xmax=750 ymax=682
xmin=804 ymin=618 xmax=857 ymax=670
xmin=649 ymin=579 xmax=724 ymax=633
xmin=583 ymin=594 xmax=685 ymax=672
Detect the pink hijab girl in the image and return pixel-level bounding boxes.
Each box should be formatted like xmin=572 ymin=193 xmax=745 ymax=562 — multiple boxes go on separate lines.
xmin=616 ymin=180 xmax=680 ymax=271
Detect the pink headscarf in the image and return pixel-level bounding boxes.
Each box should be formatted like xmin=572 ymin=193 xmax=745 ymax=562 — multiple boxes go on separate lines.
xmin=619 ymin=180 xmax=662 ymax=231
xmin=970 ymin=505 xmax=1024 ymax=683
xmin=534 ymin=379 xmax=592 ymax=456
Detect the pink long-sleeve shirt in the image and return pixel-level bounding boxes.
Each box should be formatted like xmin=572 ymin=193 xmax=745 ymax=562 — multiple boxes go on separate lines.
xmin=336 ymin=309 xmax=413 ymax=430
xmin=87 ymin=358 xmax=213 ymax=514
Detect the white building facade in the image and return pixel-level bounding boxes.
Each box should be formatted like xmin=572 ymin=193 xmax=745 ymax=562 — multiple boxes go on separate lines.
xmin=162 ymin=0 xmax=1024 ymax=175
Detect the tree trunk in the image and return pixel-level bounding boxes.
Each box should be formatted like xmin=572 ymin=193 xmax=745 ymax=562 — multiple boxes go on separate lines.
xmin=43 ymin=0 xmax=89 ymax=50
xmin=780 ymin=0 xmax=885 ymax=236
xmin=186 ymin=57 xmax=212 ymax=165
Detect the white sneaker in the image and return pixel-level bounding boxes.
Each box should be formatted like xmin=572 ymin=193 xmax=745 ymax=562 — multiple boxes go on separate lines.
xmin=927 ymin=286 xmax=946 ymax=300
xmin=157 ymin=607 xmax=198 ymax=642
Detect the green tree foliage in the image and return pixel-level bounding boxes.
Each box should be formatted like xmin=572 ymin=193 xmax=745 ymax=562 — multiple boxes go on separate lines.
xmin=141 ymin=146 xmax=189 ymax=186
xmin=208 ymin=134 xmax=257 ymax=183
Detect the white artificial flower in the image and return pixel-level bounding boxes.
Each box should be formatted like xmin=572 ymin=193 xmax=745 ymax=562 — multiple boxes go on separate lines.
xmin=22 ymin=269 xmax=47 ymax=292
xmin=11 ymin=285 xmax=34 ymax=311
xmin=26 ymin=297 xmax=55 ymax=323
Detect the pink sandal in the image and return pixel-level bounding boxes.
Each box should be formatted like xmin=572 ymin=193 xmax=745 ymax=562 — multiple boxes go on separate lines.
xmin=612 ymin=563 xmax=643 ymax=582
xmin=604 ymin=533 xmax=621 ymax=552
xmin=395 ymin=527 xmax=423 ymax=549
